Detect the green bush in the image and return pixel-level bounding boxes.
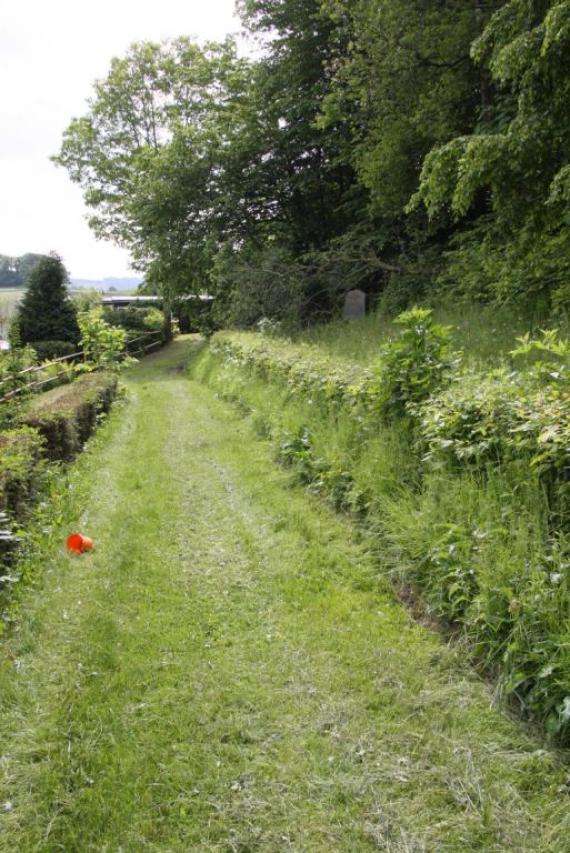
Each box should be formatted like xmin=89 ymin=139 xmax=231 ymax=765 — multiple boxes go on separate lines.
xmin=78 ymin=308 xmax=127 ymax=371
xmin=29 ymin=340 xmax=78 ymax=361
xmin=19 ymin=372 xmax=118 ymax=461
xmin=103 ymin=306 xmax=151 ymax=333
xmin=0 ymin=427 xmax=45 ymax=516
xmin=370 ymin=307 xmax=461 ymax=421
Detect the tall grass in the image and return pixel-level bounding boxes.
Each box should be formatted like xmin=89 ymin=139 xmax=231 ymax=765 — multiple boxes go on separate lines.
xmin=290 ymin=302 xmax=543 ymax=367
xmin=191 ymin=312 xmax=570 ymax=743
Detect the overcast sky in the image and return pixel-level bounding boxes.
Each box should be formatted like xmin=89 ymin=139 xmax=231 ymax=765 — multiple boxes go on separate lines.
xmin=0 ymin=0 xmax=240 ymax=280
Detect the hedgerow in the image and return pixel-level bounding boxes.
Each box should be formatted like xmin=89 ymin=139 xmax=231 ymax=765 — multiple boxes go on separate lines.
xmin=19 ymin=372 xmax=118 ymax=461
xmin=0 ymin=427 xmax=45 ymax=517
xmin=199 ymin=310 xmax=570 ymax=742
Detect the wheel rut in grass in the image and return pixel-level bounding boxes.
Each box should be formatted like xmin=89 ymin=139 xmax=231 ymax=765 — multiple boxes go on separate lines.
xmin=0 ymin=338 xmax=567 ymax=852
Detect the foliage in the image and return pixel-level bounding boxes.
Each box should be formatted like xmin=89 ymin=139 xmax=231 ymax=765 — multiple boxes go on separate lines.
xmin=212 ymin=244 xmax=307 ymax=328
xmin=0 ymin=427 xmax=45 ymax=517
xmin=52 ymin=1 xmax=570 ymax=319
xmin=200 ymin=320 xmax=570 ymax=743
xmin=72 ymin=289 xmax=102 ymax=313
xmin=15 ymin=255 xmax=80 ymax=347
xmin=371 ymin=308 xmax=460 ymax=420
xmin=78 ymin=308 xmax=127 ymax=371
xmin=19 ymin=372 xmax=118 ymax=461
xmin=54 ymin=39 xmax=253 ymax=302
xmin=0 ymin=253 xmax=47 ymax=289
xmin=30 ymin=340 xmax=78 ymax=361
xmin=412 ymin=0 xmax=570 ymax=306
xmin=320 ymin=0 xmax=488 ymax=221
xmin=103 ymin=305 xmax=161 ymax=334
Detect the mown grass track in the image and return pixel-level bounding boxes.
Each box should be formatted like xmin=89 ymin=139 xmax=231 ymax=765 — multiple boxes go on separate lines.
xmin=0 ymin=338 xmax=568 ymax=852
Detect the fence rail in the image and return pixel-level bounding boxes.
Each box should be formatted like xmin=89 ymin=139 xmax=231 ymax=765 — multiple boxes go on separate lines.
xmin=0 ymin=330 xmax=163 ymax=404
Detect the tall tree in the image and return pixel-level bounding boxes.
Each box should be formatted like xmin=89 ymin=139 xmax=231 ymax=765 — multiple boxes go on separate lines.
xmin=237 ymin=0 xmax=360 ymax=253
xmin=319 ymin=0 xmax=492 ymax=221
xmin=16 ymin=254 xmax=80 ymax=346
xmin=54 ymin=38 xmax=251 ymax=297
xmin=411 ymin=0 xmax=570 ymax=306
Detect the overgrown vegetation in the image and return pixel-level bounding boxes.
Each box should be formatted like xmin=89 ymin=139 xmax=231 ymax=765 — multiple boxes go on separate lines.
xmin=77 ymin=309 xmax=127 ymax=371
xmin=193 ymin=314 xmax=570 ymax=743
xmin=53 ymin=1 xmax=570 ymax=325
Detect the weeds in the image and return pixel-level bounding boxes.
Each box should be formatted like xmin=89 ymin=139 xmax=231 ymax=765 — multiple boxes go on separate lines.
xmin=196 ymin=311 xmax=570 ymax=744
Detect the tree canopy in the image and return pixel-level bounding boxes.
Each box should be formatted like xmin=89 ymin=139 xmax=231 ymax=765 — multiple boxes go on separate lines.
xmin=0 ymin=253 xmax=48 ymax=289
xmin=54 ymin=0 xmax=570 ymax=322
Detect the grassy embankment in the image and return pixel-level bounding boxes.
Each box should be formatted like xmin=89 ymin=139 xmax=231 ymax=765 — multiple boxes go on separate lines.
xmin=0 ymin=337 xmax=568 ymax=850
xmin=190 ymin=304 xmax=570 ymax=744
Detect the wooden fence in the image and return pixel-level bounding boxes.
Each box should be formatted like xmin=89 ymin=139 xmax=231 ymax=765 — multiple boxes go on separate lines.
xmin=0 ymin=330 xmax=163 ymax=404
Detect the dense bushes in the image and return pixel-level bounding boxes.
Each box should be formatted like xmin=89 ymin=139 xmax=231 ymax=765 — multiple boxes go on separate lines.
xmin=29 ymin=340 xmax=78 ymax=361
xmin=103 ymin=305 xmax=164 ymax=336
xmin=0 ymin=427 xmax=45 ymax=516
xmin=19 ymin=372 xmax=118 ymax=461
xmin=197 ymin=313 xmax=570 ymax=742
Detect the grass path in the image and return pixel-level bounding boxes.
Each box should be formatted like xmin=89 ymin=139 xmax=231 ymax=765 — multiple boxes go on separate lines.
xmin=0 ymin=338 xmax=568 ymax=851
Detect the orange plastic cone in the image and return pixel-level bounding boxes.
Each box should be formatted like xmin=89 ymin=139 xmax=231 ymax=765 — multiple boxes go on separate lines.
xmin=66 ymin=533 xmax=94 ymax=554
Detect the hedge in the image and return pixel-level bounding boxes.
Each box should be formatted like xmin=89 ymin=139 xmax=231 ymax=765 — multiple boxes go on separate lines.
xmin=0 ymin=427 xmax=45 ymax=517
xmin=201 ymin=326 xmax=570 ymax=743
xmin=19 ymin=372 xmax=118 ymax=461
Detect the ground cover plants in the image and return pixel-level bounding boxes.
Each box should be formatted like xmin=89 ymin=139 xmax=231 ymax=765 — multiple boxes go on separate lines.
xmin=192 ymin=311 xmax=570 ymax=743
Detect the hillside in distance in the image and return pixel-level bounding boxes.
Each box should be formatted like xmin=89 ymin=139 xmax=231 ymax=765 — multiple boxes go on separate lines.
xmin=71 ymin=277 xmax=143 ymax=291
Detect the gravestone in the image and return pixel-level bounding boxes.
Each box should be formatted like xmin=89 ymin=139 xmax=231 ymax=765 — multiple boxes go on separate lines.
xmin=343 ymin=289 xmax=366 ymax=320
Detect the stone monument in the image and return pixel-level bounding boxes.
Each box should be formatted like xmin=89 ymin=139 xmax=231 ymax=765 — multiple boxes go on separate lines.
xmin=343 ymin=289 xmax=366 ymax=320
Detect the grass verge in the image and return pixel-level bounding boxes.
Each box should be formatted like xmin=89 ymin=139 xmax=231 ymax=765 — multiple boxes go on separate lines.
xmin=191 ymin=331 xmax=570 ymax=744
xmin=0 ymin=338 xmax=567 ymax=850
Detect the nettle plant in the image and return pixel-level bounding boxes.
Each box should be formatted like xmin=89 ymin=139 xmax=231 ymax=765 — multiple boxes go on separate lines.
xmin=371 ymin=307 xmax=461 ymax=421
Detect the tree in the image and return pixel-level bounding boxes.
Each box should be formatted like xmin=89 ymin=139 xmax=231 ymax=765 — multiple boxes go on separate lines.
xmin=0 ymin=256 xmax=21 ymax=288
xmin=0 ymin=253 xmax=49 ymax=288
xmin=16 ymin=253 xmax=48 ymax=285
xmin=54 ymin=39 xmax=252 ymax=300
xmin=411 ymin=0 xmax=570 ymax=307
xmin=15 ymin=254 xmax=80 ymax=347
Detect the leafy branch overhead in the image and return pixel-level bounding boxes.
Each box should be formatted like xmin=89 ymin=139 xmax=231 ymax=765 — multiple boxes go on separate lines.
xmin=54 ymin=1 xmax=570 ymax=319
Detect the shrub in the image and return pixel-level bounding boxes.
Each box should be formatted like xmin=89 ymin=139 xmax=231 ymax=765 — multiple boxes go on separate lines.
xmin=29 ymin=340 xmax=78 ymax=361
xmin=0 ymin=427 xmax=45 ymax=516
xmin=418 ymin=369 xmax=525 ymax=467
xmin=0 ymin=427 xmax=45 ymax=592
xmin=0 ymin=346 xmax=38 ymax=397
xmin=78 ymin=308 xmax=127 ymax=371
xmin=103 ymin=305 xmax=149 ymax=333
xmin=19 ymin=372 xmax=118 ymax=460
xmin=370 ymin=307 xmax=461 ymax=421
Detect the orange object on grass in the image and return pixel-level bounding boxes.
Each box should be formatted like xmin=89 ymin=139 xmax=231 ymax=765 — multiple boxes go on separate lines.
xmin=66 ymin=533 xmax=94 ymax=554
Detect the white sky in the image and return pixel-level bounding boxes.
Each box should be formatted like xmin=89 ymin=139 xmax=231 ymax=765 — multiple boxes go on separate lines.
xmin=0 ymin=0 xmax=240 ymax=280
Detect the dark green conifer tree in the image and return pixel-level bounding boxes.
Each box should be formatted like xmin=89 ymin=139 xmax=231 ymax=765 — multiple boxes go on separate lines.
xmin=15 ymin=254 xmax=80 ymax=347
